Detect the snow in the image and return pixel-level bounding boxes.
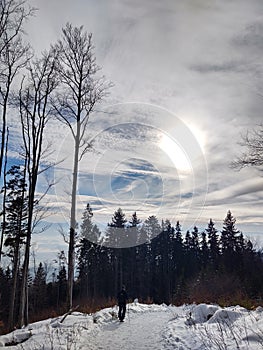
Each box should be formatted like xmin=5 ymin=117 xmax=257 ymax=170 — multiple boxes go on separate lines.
xmin=1 ymin=302 xmax=263 ymax=349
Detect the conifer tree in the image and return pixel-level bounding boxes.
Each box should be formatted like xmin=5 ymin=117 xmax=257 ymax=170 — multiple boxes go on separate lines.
xmin=127 ymin=212 xmax=141 ymax=246
xmin=220 ymin=210 xmax=239 ymax=253
xmin=32 ymin=263 xmax=47 ymax=310
xmin=152 ymin=219 xmax=173 ymax=303
xmin=206 ymin=219 xmax=219 ymax=269
xmin=105 ymin=208 xmax=127 ymax=248
xmin=57 ymin=265 xmax=67 ymax=306
xmin=143 ymin=215 xmax=161 ymax=241
xmin=174 ymin=221 xmax=184 ymax=269
xmin=126 ymin=212 xmax=141 ymax=297
xmin=1 ymin=165 xmax=27 ymax=330
xmin=200 ymin=231 xmax=209 ymax=268
xmin=104 ymin=208 xmax=127 ymax=294
xmin=184 ymin=230 xmax=191 ymax=253
xmin=78 ymin=204 xmax=101 ymax=299
xmin=140 ymin=216 xmax=161 ymax=298
xmin=220 ymin=210 xmax=240 ymax=272
xmin=190 ymin=226 xmax=200 ymax=255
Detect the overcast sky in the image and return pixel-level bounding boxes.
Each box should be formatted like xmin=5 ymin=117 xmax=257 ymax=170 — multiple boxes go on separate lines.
xmin=14 ymin=0 xmax=263 ymax=259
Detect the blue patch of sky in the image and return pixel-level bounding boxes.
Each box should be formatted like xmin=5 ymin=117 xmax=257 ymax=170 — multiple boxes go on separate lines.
xmin=3 ymin=155 xmax=22 ymax=169
xmin=125 ymin=158 xmax=158 ymax=171
xmin=77 ymin=158 xmax=163 ymax=197
xmin=98 ymin=123 xmax=155 ymax=145
xmin=0 ymin=156 xmax=24 ymax=190
xmin=181 ymin=192 xmax=194 ymax=199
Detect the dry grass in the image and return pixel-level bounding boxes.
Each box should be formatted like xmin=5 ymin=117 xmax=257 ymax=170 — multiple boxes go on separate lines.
xmin=76 ymin=297 xmax=117 ymax=314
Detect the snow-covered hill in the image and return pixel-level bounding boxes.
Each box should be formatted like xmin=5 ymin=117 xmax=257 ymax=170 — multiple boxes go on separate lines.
xmin=1 ymin=302 xmax=263 ymax=349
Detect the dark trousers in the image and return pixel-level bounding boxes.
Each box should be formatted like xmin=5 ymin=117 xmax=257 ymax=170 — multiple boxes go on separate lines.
xmin=118 ymin=303 xmax=126 ymax=321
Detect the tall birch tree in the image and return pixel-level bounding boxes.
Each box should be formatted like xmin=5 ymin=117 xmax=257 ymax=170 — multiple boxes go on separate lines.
xmin=53 ymin=23 xmax=110 ymax=308
xmin=17 ymin=49 xmax=58 ymax=327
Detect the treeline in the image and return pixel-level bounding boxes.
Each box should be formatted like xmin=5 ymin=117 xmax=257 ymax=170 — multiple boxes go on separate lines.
xmin=1 ymin=204 xmax=262 ymax=333
xmin=1 ymin=0 xmax=263 ymax=336
xmin=76 ymin=206 xmax=263 ymax=305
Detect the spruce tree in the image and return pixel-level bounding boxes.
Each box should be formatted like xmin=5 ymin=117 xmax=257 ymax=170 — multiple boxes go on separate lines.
xmin=221 ymin=210 xmax=239 ymax=252
xmin=1 ymin=165 xmax=28 ymax=330
xmin=57 ymin=265 xmax=67 ymax=306
xmin=105 ymin=208 xmax=127 ymax=248
xmin=206 ymin=219 xmax=219 ymax=269
xmin=220 ymin=210 xmax=240 ymax=272
xmin=200 ymin=231 xmax=209 ymax=268
xmin=126 ymin=212 xmax=141 ymax=297
xmin=127 ymin=212 xmax=141 ymax=246
xmin=77 ymin=204 xmax=101 ymax=299
xmin=32 ymin=263 xmax=47 ymax=310
xmin=104 ymin=208 xmax=127 ymax=295
xmin=174 ymin=221 xmax=184 ymax=268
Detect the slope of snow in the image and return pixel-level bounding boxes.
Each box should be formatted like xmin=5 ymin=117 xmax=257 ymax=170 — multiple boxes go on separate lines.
xmin=1 ymin=302 xmax=263 ymax=349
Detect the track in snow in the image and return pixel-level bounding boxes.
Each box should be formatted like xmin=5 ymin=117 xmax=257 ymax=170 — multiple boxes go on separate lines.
xmin=79 ymin=310 xmax=174 ymax=350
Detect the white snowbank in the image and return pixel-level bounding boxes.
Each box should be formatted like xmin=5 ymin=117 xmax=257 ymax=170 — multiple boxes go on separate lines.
xmin=0 ymin=302 xmax=262 ymax=349
xmin=207 ymin=306 xmax=247 ymax=324
xmin=191 ymin=303 xmax=220 ymax=323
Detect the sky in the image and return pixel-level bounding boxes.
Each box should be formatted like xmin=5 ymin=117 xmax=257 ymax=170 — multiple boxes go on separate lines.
xmin=6 ymin=0 xmax=263 ymax=260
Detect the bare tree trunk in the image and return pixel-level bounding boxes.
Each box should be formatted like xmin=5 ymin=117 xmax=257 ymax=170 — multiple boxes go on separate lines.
xmin=0 ymin=87 xmax=10 ymax=178
xmin=53 ymin=24 xmax=110 ymax=309
xmin=19 ymin=176 xmax=36 ymax=327
xmin=17 ymin=50 xmax=58 ymax=327
xmin=67 ymin=122 xmax=80 ymax=308
xmin=0 ymin=128 xmax=8 ymax=262
xmin=0 ymin=98 xmax=7 ymax=178
xmin=8 ymin=157 xmax=27 ymax=330
xmin=8 ymin=242 xmax=20 ymax=329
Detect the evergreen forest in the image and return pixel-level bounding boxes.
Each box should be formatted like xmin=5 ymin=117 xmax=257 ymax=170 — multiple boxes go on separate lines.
xmin=1 ymin=203 xmax=262 ymax=333
xmin=1 ymin=0 xmax=263 ymax=337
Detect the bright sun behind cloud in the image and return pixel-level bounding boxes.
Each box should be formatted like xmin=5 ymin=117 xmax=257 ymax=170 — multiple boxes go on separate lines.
xmin=187 ymin=122 xmax=206 ymax=154
xmin=159 ymin=133 xmax=192 ymax=173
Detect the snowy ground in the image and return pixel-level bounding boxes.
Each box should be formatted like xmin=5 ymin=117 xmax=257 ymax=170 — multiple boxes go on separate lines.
xmin=1 ymin=302 xmax=263 ymax=349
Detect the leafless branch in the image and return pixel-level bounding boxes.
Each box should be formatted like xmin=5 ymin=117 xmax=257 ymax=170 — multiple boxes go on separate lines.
xmin=231 ymin=124 xmax=263 ymax=171
xmin=58 ymin=224 xmax=69 ymax=244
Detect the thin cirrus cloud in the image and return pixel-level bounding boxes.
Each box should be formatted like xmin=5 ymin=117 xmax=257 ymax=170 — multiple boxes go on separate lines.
xmin=13 ymin=0 xmax=263 ymax=259
xmin=206 ymin=178 xmax=263 ymax=206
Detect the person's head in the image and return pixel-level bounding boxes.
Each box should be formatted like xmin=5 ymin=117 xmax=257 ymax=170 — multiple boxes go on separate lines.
xmin=122 ymin=284 xmax=126 ymax=290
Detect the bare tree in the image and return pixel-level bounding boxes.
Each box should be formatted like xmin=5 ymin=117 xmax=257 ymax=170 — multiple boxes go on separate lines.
xmin=53 ymin=23 xmax=111 ymax=309
xmin=0 ymin=0 xmax=34 ymax=54
xmin=0 ymin=0 xmax=35 ymax=177
xmin=231 ymin=125 xmax=263 ymax=170
xmin=0 ymin=127 xmax=8 ymax=262
xmin=17 ymin=49 xmax=58 ymax=327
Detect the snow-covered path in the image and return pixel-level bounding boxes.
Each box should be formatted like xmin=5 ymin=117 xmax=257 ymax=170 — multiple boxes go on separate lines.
xmin=83 ymin=310 xmax=172 ymax=350
xmin=1 ymin=303 xmax=263 ymax=349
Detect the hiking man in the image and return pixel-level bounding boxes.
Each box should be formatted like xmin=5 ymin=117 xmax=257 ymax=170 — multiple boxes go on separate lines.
xmin=117 ymin=285 xmax=128 ymax=322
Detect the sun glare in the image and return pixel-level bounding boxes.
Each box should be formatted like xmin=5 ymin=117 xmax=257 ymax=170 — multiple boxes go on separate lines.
xmin=187 ymin=122 xmax=206 ymax=154
xmin=159 ymin=133 xmax=192 ymax=173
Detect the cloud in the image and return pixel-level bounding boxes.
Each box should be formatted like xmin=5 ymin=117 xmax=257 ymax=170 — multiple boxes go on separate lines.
xmin=206 ymin=177 xmax=263 ymax=206
xmin=191 ymin=61 xmax=246 ymax=74
xmin=4 ymin=0 xmax=263 ymax=260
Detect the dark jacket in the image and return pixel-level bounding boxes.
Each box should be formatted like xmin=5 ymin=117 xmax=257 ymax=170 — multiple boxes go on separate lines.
xmin=117 ymin=289 xmax=128 ymax=305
